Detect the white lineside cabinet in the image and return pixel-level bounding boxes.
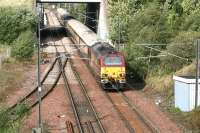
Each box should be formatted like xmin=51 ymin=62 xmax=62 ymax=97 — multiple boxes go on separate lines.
xmin=173 ymin=76 xmax=200 ymax=111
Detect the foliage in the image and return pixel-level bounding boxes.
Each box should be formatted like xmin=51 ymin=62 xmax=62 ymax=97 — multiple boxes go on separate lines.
xmin=109 ymin=0 xmax=200 ymax=80
xmin=169 ymin=107 xmax=181 ymax=114
xmin=129 ymin=3 xmax=172 ymax=44
xmin=109 ymin=0 xmax=134 ymax=43
xmin=11 ymin=30 xmax=35 ymax=60
xmin=162 ymin=31 xmax=200 ymax=70
xmin=66 ymin=3 xmax=87 ymax=23
xmin=125 ymin=43 xmax=148 ymax=81
xmin=188 ymin=107 xmax=200 ymax=131
xmin=0 ymin=0 xmax=33 ymax=8
xmin=181 ymin=12 xmax=200 ymax=31
xmin=108 ymin=0 xmax=200 ymax=131
xmin=0 ymin=104 xmax=29 ymax=133
xmin=0 ymin=7 xmax=36 ymax=44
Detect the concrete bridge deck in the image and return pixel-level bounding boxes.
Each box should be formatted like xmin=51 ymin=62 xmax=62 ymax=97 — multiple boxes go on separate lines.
xmin=37 ymin=0 xmax=101 ymax=3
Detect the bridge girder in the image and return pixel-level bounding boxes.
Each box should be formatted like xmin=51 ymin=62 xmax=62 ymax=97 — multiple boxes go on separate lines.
xmin=37 ymin=0 xmax=101 ymax=3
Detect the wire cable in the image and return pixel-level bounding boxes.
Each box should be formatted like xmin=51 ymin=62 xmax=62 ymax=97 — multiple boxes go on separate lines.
xmin=142 ymin=45 xmax=189 ymax=61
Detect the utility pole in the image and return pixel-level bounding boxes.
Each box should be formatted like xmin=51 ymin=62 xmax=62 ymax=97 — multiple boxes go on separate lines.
xmin=37 ymin=2 xmax=42 ymax=132
xmin=195 ymin=39 xmax=200 ymax=108
xmin=32 ymin=2 xmax=42 ymax=133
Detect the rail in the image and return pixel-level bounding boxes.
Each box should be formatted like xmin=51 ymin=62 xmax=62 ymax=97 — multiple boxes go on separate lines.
xmin=49 ymin=10 xmax=106 ymax=132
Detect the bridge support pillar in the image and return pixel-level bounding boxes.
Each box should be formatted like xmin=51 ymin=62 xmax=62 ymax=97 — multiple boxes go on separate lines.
xmin=97 ymin=0 xmax=109 ymax=41
xmin=86 ymin=1 xmax=109 ymax=41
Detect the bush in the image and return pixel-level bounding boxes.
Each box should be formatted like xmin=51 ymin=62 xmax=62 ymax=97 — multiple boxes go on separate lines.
xmin=125 ymin=43 xmax=148 ymax=81
xmin=161 ymin=31 xmax=200 ymax=70
xmin=0 ymin=104 xmax=28 ymax=133
xmin=188 ymin=107 xmax=200 ymax=131
xmin=129 ymin=3 xmax=173 ymax=44
xmin=0 ymin=7 xmax=36 ymax=44
xmin=182 ymin=12 xmax=200 ymax=31
xmin=169 ymin=107 xmax=181 ymax=114
xmin=11 ymin=30 xmax=35 ymax=60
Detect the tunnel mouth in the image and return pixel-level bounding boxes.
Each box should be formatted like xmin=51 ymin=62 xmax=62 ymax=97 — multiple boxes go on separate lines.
xmin=40 ymin=26 xmax=69 ymax=41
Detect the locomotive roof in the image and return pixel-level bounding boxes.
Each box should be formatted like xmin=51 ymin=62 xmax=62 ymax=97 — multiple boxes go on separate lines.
xmin=91 ymin=42 xmax=115 ymax=58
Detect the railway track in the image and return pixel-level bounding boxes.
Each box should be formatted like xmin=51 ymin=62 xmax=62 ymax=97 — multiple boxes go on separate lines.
xmin=73 ymin=42 xmax=156 ymax=132
xmin=57 ymin=54 xmax=106 ymax=133
xmin=7 ymin=56 xmax=68 ymax=121
xmin=68 ymin=33 xmax=157 ymax=132
xmin=69 ymin=59 xmax=106 ymax=133
xmin=48 ymin=11 xmax=106 ymax=133
xmin=7 ymin=11 xmax=68 ymax=121
xmin=124 ymin=84 xmax=160 ymax=132
xmin=54 ymin=38 xmax=105 ymax=133
xmin=106 ymin=89 xmax=156 ymax=133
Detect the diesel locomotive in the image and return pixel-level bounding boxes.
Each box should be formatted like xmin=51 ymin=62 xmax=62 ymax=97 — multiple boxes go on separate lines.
xmin=56 ymin=8 xmax=126 ymax=89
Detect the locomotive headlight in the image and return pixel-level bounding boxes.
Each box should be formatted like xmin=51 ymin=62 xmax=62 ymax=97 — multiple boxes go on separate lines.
xmin=120 ymin=73 xmax=126 ymax=77
xmin=102 ymin=74 xmax=108 ymax=77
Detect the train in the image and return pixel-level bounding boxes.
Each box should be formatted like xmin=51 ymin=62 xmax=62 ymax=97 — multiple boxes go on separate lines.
xmin=56 ymin=8 xmax=126 ymax=89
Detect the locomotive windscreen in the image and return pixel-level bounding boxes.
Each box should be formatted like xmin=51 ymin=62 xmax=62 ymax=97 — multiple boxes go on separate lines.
xmin=91 ymin=42 xmax=114 ymax=58
xmin=104 ymin=56 xmax=122 ymax=66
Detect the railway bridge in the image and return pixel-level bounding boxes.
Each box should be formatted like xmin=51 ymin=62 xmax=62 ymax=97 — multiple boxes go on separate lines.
xmin=36 ymin=0 xmax=109 ymax=41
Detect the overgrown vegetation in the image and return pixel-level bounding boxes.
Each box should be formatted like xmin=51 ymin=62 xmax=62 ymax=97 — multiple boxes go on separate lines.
xmin=109 ymin=0 xmax=200 ymax=131
xmin=56 ymin=3 xmax=87 ymax=23
xmin=109 ymin=0 xmax=200 ymax=80
xmin=0 ymin=1 xmax=36 ymax=131
xmin=12 ymin=30 xmax=35 ymax=60
xmin=0 ymin=104 xmax=29 ymax=133
xmin=0 ymin=7 xmax=36 ymax=60
xmin=0 ymin=0 xmax=33 ymax=8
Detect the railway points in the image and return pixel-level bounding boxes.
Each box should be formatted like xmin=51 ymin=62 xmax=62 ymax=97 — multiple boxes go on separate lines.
xmin=29 ymin=8 xmax=156 ymax=132
xmin=7 ymin=4 xmax=181 ymax=133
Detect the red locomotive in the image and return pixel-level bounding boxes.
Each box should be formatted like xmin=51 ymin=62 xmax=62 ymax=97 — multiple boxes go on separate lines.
xmin=57 ymin=8 xmax=126 ymax=89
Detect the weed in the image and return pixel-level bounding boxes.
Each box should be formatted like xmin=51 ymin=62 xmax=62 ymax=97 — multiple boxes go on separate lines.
xmin=169 ymin=107 xmax=181 ymax=114
xmin=0 ymin=103 xmax=29 ymax=133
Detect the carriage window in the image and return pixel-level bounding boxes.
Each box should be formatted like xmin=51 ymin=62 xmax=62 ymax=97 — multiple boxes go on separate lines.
xmin=104 ymin=57 xmax=122 ymax=65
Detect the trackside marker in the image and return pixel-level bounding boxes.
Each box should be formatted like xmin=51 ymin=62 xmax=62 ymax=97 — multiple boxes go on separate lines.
xmin=38 ymin=87 xmax=42 ymax=92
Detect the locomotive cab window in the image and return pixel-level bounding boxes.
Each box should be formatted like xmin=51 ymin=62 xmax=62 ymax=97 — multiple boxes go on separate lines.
xmin=104 ymin=57 xmax=122 ymax=65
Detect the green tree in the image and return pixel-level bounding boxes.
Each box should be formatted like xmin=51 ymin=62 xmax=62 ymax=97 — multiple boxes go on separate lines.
xmin=11 ymin=30 xmax=35 ymax=60
xmin=0 ymin=7 xmax=36 ymax=44
xmin=162 ymin=31 xmax=200 ymax=70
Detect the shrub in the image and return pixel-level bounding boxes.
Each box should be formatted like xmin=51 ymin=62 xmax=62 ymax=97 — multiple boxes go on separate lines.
xmin=169 ymin=107 xmax=181 ymax=114
xmin=182 ymin=12 xmax=200 ymax=31
xmin=161 ymin=31 xmax=200 ymax=70
xmin=188 ymin=107 xmax=200 ymax=131
xmin=11 ymin=30 xmax=35 ymax=60
xmin=125 ymin=43 xmax=148 ymax=81
xmin=0 ymin=104 xmax=28 ymax=133
xmin=0 ymin=7 xmax=36 ymax=44
xmin=128 ymin=2 xmax=172 ymax=44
